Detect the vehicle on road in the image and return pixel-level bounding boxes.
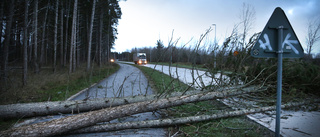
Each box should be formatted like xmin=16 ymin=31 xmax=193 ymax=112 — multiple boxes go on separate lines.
xmin=133 ymin=53 xmax=147 ymax=65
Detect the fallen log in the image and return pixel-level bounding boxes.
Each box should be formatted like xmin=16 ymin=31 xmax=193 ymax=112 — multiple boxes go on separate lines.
xmin=0 ymin=89 xmax=204 ymax=119
xmin=0 ymin=86 xmax=261 ymax=137
xmin=0 ymin=86 xmax=247 ymax=119
xmin=69 ymin=98 xmax=320 ymax=134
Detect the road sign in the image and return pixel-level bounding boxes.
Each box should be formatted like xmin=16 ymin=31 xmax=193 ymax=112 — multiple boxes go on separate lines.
xmin=251 ymin=7 xmax=304 ymax=137
xmin=251 ymin=7 xmax=304 ymax=58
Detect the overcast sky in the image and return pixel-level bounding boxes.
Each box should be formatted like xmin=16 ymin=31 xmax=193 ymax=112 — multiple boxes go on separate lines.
xmin=113 ymin=0 xmax=320 ymax=54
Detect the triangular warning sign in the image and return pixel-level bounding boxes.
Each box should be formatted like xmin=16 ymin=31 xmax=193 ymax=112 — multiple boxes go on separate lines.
xmin=251 ymin=7 xmax=304 ymax=58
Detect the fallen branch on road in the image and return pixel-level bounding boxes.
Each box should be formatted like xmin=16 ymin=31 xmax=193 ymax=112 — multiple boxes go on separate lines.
xmin=0 ymin=86 xmax=262 ymax=137
xmin=69 ymin=98 xmax=320 ymax=134
xmin=0 ymin=86 xmax=247 ymax=119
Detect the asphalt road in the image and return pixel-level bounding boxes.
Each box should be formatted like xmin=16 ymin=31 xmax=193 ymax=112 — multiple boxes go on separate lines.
xmin=17 ymin=63 xmax=166 ymax=137
xmin=67 ymin=63 xmax=166 ymax=136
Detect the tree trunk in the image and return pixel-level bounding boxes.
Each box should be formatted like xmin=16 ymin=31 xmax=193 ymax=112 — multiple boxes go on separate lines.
xmin=0 ymin=87 xmax=263 ymax=137
xmin=33 ymin=0 xmax=39 ymax=74
xmin=64 ymin=0 xmax=70 ymax=67
xmin=87 ymin=0 xmax=97 ymax=71
xmin=60 ymin=4 xmax=64 ymax=67
xmin=39 ymin=4 xmax=48 ymax=69
xmin=76 ymin=10 xmax=81 ymax=67
xmin=107 ymin=16 xmax=112 ymax=63
xmin=53 ymin=0 xmax=59 ymax=73
xmin=69 ymin=0 xmax=77 ymax=73
xmin=0 ymin=88 xmax=233 ymax=118
xmin=1 ymin=0 xmax=14 ymax=84
xmin=22 ymin=0 xmax=29 ymax=86
xmin=95 ymin=22 xmax=99 ymax=63
xmin=73 ymin=7 xmax=79 ymax=72
xmin=70 ymin=99 xmax=320 ymax=134
xmin=98 ymin=8 xmax=104 ymax=67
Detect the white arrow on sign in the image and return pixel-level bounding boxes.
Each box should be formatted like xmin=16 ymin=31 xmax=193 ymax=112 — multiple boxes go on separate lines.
xmin=282 ymin=33 xmax=299 ymax=54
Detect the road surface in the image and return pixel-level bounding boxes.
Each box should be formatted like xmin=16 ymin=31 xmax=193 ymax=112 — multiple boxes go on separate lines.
xmin=16 ymin=63 xmax=166 ymax=137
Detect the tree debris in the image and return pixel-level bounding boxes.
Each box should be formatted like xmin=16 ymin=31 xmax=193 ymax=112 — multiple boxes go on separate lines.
xmin=0 ymin=86 xmax=261 ymax=137
xmin=0 ymin=86 xmax=248 ymax=119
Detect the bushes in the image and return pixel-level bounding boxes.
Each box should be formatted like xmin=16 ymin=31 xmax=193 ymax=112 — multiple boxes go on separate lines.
xmin=282 ymin=60 xmax=320 ymax=95
xmin=245 ymin=58 xmax=320 ymax=96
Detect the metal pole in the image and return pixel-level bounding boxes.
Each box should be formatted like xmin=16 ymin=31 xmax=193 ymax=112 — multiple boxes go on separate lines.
xmin=212 ymin=24 xmax=216 ymax=68
xmin=275 ymin=25 xmax=284 ymax=137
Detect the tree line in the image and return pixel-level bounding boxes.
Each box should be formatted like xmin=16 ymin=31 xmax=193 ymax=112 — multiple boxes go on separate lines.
xmin=0 ymin=0 xmax=121 ymax=87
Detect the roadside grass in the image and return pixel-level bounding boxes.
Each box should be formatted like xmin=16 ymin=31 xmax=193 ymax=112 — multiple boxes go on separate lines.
xmin=136 ymin=64 xmax=273 ymax=137
xmin=37 ymin=63 xmax=120 ymax=102
xmin=0 ymin=63 xmax=119 ymax=131
xmin=136 ymin=64 xmax=190 ymax=94
xmin=1 ymin=63 xmax=119 ymax=104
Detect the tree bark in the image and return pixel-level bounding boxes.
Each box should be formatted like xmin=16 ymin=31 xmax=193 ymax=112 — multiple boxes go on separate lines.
xmin=0 ymin=87 xmax=257 ymax=118
xmin=98 ymin=8 xmax=104 ymax=67
xmin=64 ymin=0 xmax=70 ymax=67
xmin=76 ymin=12 xmax=80 ymax=67
xmin=0 ymin=86 xmax=262 ymax=137
xmin=53 ymin=0 xmax=59 ymax=73
xmin=69 ymin=0 xmax=77 ymax=73
xmin=23 ymin=0 xmax=29 ymax=86
xmin=106 ymin=17 xmax=111 ymax=62
xmin=70 ymin=99 xmax=320 ymax=134
xmin=60 ymin=3 xmax=64 ymax=67
xmin=87 ymin=0 xmax=97 ymax=71
xmin=73 ymin=6 xmax=79 ymax=72
xmin=39 ymin=3 xmax=48 ymax=69
xmin=33 ymin=0 xmax=39 ymax=74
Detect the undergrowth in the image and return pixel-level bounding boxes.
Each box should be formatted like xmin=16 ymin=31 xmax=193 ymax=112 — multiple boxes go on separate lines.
xmin=245 ymin=58 xmax=320 ymax=98
xmin=0 ymin=63 xmax=119 ymax=105
xmin=136 ymin=64 xmax=273 ymax=137
xmin=0 ymin=63 xmax=119 ymax=131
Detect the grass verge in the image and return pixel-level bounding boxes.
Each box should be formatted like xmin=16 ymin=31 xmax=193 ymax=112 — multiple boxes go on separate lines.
xmin=136 ymin=64 xmax=273 ymax=137
xmin=0 ymin=63 xmax=120 ymax=131
xmin=1 ymin=63 xmax=119 ymax=104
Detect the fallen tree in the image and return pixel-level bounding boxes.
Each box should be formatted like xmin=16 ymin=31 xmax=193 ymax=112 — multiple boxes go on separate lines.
xmin=0 ymin=86 xmax=247 ymax=119
xmin=0 ymin=86 xmax=262 ymax=137
xmin=69 ymin=98 xmax=320 ymax=134
xmin=0 ymin=89 xmax=205 ymax=118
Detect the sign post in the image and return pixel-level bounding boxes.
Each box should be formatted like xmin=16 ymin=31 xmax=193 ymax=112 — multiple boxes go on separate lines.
xmin=251 ymin=7 xmax=303 ymax=137
xmin=275 ymin=26 xmax=283 ymax=137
